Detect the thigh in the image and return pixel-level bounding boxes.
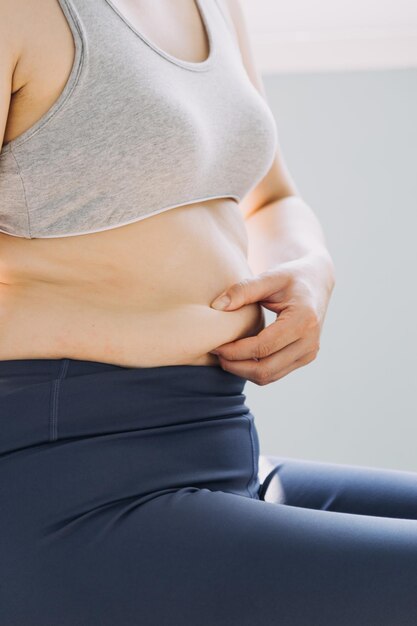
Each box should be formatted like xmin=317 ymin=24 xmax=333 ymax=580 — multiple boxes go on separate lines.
xmin=7 ymin=487 xmax=417 ymax=626
xmin=259 ymin=454 xmax=417 ymax=519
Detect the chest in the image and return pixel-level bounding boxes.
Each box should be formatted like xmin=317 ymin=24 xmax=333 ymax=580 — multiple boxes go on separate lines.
xmin=7 ymin=0 xmax=211 ymax=146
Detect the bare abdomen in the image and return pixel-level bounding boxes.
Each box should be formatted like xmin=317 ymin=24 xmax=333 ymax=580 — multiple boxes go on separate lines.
xmin=0 ymin=199 xmax=264 ymax=368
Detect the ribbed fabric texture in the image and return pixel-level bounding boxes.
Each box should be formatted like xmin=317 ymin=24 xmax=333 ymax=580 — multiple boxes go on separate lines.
xmin=0 ymin=0 xmax=278 ymax=239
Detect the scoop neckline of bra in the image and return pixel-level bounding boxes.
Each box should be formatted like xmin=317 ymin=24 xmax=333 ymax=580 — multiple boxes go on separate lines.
xmin=102 ymin=0 xmax=216 ymax=72
xmin=0 ymin=0 xmax=215 ymax=157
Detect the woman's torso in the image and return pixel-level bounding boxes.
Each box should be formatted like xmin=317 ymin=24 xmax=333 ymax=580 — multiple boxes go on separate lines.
xmin=0 ymin=0 xmax=276 ymax=368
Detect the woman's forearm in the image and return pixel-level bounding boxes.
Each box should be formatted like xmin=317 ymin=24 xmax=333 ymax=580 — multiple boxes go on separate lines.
xmin=244 ymin=194 xmax=335 ymax=287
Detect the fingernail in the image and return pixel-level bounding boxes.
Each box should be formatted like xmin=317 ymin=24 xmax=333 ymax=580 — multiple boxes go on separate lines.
xmin=210 ymin=350 xmax=220 ymax=355
xmin=211 ymin=294 xmax=231 ymax=310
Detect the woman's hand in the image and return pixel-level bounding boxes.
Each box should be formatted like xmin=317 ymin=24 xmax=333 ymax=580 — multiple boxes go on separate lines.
xmin=209 ymin=251 xmax=336 ymax=385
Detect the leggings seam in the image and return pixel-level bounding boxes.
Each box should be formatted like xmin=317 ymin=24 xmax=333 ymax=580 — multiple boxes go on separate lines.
xmin=49 ymin=359 xmax=70 ymax=441
xmin=243 ymin=415 xmax=257 ymax=499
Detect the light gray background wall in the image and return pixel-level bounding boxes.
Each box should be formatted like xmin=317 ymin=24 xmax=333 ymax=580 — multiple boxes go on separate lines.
xmin=247 ymin=67 xmax=417 ymax=472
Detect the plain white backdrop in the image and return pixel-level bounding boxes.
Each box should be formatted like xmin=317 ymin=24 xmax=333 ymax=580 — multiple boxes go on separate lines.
xmin=241 ymin=0 xmax=417 ymax=73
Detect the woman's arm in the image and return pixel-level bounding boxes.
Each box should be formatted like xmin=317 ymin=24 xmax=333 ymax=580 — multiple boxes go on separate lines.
xmin=214 ymin=0 xmax=333 ymax=280
xmin=219 ymin=0 xmax=334 ymax=278
xmin=210 ymin=193 xmax=336 ymax=384
xmin=244 ymin=195 xmax=335 ymax=290
xmin=210 ymin=2 xmax=335 ymax=385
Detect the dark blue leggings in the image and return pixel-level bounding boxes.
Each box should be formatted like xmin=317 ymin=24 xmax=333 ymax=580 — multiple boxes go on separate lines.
xmin=1 ymin=357 xmax=417 ymax=625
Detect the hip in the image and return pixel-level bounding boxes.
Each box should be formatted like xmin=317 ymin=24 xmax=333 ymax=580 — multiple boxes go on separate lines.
xmin=0 ymin=357 xmax=261 ymax=544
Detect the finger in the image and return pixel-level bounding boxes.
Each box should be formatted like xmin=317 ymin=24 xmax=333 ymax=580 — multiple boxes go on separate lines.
xmin=256 ymin=351 xmax=317 ymax=385
xmin=213 ymin=314 xmax=302 ymax=361
xmin=218 ymin=337 xmax=317 ymax=385
xmin=210 ymin=270 xmax=291 ymax=311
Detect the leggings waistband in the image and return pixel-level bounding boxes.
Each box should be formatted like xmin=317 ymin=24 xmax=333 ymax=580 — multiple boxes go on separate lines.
xmin=0 ymin=358 xmax=261 ymax=501
xmin=0 ymin=357 xmax=249 ymax=435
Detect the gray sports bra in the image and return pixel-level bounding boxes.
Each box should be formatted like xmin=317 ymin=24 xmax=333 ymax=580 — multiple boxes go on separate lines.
xmin=0 ymin=0 xmax=278 ymax=239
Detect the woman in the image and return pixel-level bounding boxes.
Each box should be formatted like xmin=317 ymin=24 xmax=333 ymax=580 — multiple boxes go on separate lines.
xmin=0 ymin=1 xmax=416 ymax=624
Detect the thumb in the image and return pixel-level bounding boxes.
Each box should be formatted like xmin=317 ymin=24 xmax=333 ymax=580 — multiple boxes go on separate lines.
xmin=210 ymin=272 xmax=282 ymax=311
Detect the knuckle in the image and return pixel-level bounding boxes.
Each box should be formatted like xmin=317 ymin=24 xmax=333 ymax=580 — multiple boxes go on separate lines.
xmin=255 ymin=366 xmax=271 ymax=386
xmin=254 ymin=342 xmax=271 ymax=360
xmin=300 ymin=351 xmax=316 ymax=365
xmin=232 ymin=278 xmax=251 ymax=298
